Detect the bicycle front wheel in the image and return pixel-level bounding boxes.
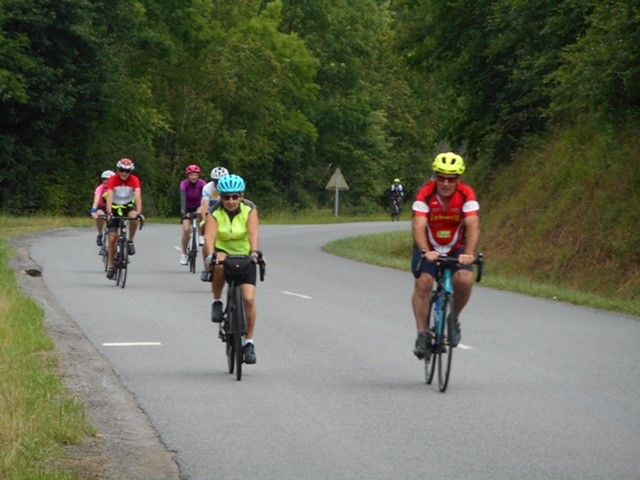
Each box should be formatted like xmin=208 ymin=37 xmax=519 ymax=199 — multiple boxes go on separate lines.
xmin=235 ymin=333 xmax=243 ymax=381
xmin=425 ymin=301 xmax=436 ymax=384
xmin=188 ymin=227 xmax=197 ymax=273
xmin=226 ymin=337 xmax=235 ymax=374
xmin=437 ymin=298 xmax=454 ymax=392
xmin=115 ymin=252 xmax=122 ymax=286
xmin=234 ymin=286 xmax=247 ymax=381
xmin=119 ymin=238 xmax=129 ymax=289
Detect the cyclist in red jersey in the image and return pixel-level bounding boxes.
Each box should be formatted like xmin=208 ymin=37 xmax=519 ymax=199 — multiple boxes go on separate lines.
xmin=104 ymin=158 xmax=143 ymax=279
xmin=411 ymin=152 xmax=480 ymax=359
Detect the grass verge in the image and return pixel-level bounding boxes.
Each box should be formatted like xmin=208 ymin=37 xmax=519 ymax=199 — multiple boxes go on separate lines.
xmin=0 ymin=217 xmax=91 ymax=479
xmin=324 ymin=230 xmax=640 ymax=317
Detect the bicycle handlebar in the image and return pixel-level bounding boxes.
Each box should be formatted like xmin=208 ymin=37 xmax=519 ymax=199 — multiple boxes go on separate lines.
xmin=100 ymin=213 xmax=145 ymax=229
xmin=416 ymin=252 xmax=485 ymax=283
xmin=207 ymin=251 xmax=266 ymax=282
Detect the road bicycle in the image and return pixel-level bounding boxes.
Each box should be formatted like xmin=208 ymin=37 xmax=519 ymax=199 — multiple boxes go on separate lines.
xmin=184 ymin=212 xmax=199 ymax=273
xmin=108 ymin=215 xmax=144 ymax=289
xmin=390 ymin=197 xmax=402 ymax=221
xmin=214 ymin=252 xmax=265 ymax=381
xmin=418 ymin=253 xmax=484 ymax=392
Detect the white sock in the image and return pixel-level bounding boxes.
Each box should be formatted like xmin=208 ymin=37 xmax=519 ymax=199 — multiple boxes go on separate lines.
xmin=244 ymin=339 xmax=253 ymax=345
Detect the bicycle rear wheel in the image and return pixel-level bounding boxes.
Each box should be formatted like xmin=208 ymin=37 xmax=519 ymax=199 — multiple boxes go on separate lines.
xmin=437 ymin=298 xmax=454 ymax=392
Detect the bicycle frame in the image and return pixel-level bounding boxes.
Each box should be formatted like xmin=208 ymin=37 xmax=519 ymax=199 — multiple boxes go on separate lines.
xmin=432 ymin=268 xmax=453 ymax=340
xmin=187 ymin=214 xmax=199 ymax=273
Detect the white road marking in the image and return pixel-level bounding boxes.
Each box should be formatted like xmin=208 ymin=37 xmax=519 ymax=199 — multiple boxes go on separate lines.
xmin=282 ymin=290 xmax=313 ymax=300
xmin=102 ymin=342 xmax=162 ymax=347
xmin=458 ymin=344 xmax=473 ymax=350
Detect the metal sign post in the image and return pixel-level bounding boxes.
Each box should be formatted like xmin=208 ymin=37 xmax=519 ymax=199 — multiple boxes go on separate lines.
xmin=325 ymin=167 xmax=349 ymax=216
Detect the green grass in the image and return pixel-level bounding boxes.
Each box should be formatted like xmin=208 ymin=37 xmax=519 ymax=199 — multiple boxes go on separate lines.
xmin=324 ymin=230 xmax=640 ymax=317
xmin=261 ymin=207 xmax=404 ymax=224
xmin=0 ymin=217 xmax=91 ymax=480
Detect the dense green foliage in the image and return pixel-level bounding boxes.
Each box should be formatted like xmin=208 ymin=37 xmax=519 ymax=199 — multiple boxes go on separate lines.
xmin=1 ymin=0 xmax=638 ymax=214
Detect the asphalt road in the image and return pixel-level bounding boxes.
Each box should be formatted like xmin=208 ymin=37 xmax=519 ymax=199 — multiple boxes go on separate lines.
xmin=28 ymin=222 xmax=640 ymax=480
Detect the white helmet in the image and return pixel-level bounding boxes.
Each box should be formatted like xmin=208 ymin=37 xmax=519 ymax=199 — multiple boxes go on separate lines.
xmin=101 ymin=170 xmax=115 ymax=180
xmin=210 ymin=166 xmax=229 ymax=180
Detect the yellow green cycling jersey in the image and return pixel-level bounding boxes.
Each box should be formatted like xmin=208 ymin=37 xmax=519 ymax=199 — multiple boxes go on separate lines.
xmin=212 ymin=202 xmax=253 ymax=255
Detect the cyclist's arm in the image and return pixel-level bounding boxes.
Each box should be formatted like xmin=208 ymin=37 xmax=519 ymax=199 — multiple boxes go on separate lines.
xmin=90 ymin=192 xmax=101 ymax=217
xmin=247 ymin=208 xmax=260 ymax=252
xmin=105 ymin=189 xmax=113 ymax=215
xmin=203 ymin=214 xmax=218 ymax=259
xmin=134 ymin=188 xmax=142 ymax=215
xmin=200 ymin=183 xmax=212 ymax=214
xmin=460 ymin=215 xmax=480 ymax=264
xmin=412 ymin=214 xmax=429 ymax=253
xmin=179 ymin=189 xmax=187 ymax=214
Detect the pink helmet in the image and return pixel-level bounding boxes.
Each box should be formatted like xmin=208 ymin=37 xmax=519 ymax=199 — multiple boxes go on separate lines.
xmin=116 ymin=158 xmax=135 ymax=171
xmin=185 ymin=164 xmax=201 ymax=175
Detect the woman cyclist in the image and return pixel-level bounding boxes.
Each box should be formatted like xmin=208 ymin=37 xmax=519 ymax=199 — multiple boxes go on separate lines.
xmin=90 ymin=170 xmax=115 ymax=246
xmin=203 ymin=174 xmax=262 ymax=364
xmin=179 ymin=164 xmax=206 ymax=265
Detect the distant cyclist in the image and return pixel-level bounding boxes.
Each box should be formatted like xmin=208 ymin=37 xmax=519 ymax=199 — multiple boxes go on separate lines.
xmin=179 ymin=164 xmax=206 ymax=265
xmin=390 ymin=178 xmax=405 ymax=203
xmin=90 ymin=170 xmax=115 ymax=246
xmin=105 ymin=158 xmax=143 ymax=279
xmin=389 ymin=178 xmax=405 ymax=219
xmin=411 ymin=152 xmax=480 ymax=358
xmin=203 ymin=174 xmax=262 ymax=364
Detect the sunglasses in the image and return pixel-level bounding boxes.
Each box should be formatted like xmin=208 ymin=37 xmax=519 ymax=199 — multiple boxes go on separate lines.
xmin=221 ymin=194 xmax=241 ymax=201
xmin=436 ymin=175 xmax=459 ymax=183
xmin=118 ymin=169 xmax=132 ymax=173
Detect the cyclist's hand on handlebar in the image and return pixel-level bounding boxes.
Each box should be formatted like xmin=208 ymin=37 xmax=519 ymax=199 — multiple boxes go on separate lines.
xmin=458 ymin=254 xmax=475 ymax=265
xmin=207 ymin=251 xmax=226 ymax=266
xmin=250 ymin=250 xmax=261 ymax=264
xmin=423 ymin=250 xmax=440 ymax=262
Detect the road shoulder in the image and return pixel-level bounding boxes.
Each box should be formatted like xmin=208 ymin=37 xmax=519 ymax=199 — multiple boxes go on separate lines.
xmin=12 ymin=234 xmax=181 ymax=480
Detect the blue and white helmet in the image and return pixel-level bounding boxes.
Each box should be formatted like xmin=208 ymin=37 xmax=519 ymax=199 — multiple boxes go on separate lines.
xmin=101 ymin=170 xmax=115 ymax=180
xmin=210 ymin=166 xmax=229 ymax=180
xmin=217 ymin=174 xmax=246 ymax=194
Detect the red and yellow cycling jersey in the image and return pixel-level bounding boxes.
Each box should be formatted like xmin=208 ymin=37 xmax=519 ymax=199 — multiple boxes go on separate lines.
xmin=412 ymin=180 xmax=479 ymax=254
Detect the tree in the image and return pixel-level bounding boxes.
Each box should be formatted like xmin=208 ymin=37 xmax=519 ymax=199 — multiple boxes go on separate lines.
xmin=0 ymin=0 xmax=108 ymax=212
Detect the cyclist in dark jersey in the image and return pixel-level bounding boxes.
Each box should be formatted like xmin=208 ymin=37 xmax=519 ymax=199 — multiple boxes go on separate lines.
xmin=179 ymin=164 xmax=206 ymax=265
